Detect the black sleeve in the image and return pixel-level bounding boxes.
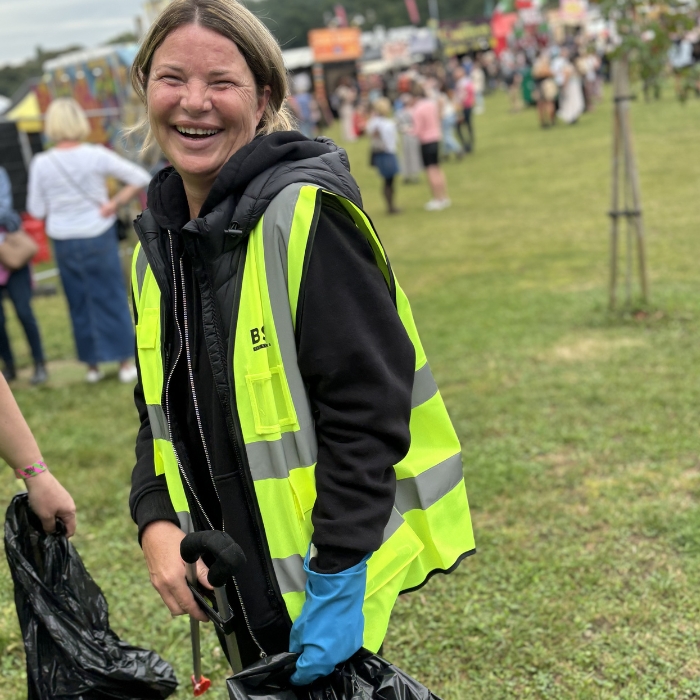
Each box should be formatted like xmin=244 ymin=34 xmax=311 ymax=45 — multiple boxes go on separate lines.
xmin=129 ymin=303 xmax=179 ymax=543
xmin=297 ymin=200 xmax=415 ymax=574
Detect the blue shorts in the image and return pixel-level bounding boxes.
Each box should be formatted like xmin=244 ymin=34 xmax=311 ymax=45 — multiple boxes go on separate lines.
xmin=373 ymin=152 xmax=399 ymax=180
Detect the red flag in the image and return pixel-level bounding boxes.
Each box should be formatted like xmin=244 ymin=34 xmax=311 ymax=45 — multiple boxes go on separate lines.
xmin=335 ymin=4 xmax=348 ymax=27
xmin=404 ymin=0 xmax=421 ymax=24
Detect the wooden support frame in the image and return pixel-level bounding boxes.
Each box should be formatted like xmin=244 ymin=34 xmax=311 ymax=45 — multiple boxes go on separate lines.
xmin=608 ymin=58 xmax=649 ymax=310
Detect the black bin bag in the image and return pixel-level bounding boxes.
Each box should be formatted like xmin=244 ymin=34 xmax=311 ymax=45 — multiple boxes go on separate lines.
xmin=226 ymin=650 xmax=443 ymax=700
xmin=4 ymin=493 xmax=178 ymax=699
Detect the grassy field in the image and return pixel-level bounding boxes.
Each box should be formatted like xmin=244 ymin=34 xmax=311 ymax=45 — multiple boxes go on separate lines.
xmin=1 ymin=88 xmax=700 ymax=699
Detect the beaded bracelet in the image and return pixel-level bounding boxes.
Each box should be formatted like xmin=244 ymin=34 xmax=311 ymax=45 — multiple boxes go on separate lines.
xmin=15 ymin=461 xmax=48 ymax=480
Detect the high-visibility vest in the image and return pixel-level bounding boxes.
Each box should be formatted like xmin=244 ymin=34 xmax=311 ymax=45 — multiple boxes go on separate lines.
xmin=132 ymin=183 xmax=475 ymax=652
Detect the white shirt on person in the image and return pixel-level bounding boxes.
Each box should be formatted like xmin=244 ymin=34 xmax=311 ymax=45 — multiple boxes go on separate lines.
xmin=27 ymin=143 xmax=151 ymax=240
xmin=366 ymin=116 xmax=398 ymax=154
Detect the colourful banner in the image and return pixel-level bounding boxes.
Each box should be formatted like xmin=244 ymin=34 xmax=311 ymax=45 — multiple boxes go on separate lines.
xmin=438 ymin=21 xmax=492 ymax=56
xmin=308 ymin=27 xmax=363 ymax=63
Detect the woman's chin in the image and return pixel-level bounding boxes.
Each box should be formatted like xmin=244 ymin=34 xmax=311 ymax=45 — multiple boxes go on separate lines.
xmin=170 ymin=157 xmax=223 ymax=185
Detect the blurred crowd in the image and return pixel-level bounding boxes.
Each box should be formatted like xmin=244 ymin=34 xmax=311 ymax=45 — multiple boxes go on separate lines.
xmin=285 ymin=35 xmax=611 ymax=214
xmin=285 ymin=22 xmax=700 ymax=215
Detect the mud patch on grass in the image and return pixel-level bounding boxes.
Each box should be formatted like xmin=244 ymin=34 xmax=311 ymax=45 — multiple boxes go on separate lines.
xmin=545 ymin=335 xmax=646 ymax=363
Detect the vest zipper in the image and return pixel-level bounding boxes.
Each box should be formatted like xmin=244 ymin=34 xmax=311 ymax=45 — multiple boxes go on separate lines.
xmin=163 ymin=233 xmax=212 ymax=530
xmin=169 ymin=231 xmax=267 ymax=660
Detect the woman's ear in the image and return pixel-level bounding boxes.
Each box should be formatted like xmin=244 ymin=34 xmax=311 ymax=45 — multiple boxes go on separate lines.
xmin=256 ymin=86 xmax=272 ymax=123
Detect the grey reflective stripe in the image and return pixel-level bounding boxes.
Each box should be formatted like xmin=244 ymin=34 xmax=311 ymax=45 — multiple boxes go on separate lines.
xmin=147 ymin=403 xmax=170 ymax=441
xmin=383 ymin=507 xmax=405 ymax=542
xmin=245 ymin=426 xmax=318 ymax=481
xmin=271 ymin=457 xmax=463 ymax=593
xmin=252 ymin=184 xmax=318 ymax=481
xmin=136 ymin=245 xmax=149 ymax=299
xmin=394 ymin=453 xmax=464 ymax=515
xmin=412 ymin=363 xmax=438 ymax=408
xmin=273 ymin=553 xmax=307 ymax=595
xmin=177 ymin=511 xmax=193 ymax=534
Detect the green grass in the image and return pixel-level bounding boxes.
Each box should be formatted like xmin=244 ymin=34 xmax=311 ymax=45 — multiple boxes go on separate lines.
xmin=1 ymin=88 xmax=700 ymax=698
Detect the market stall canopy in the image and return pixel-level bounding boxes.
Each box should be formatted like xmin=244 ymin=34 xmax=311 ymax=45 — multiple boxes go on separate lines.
xmin=282 ymin=47 xmax=315 ymax=71
xmin=6 ymin=92 xmax=42 ymax=133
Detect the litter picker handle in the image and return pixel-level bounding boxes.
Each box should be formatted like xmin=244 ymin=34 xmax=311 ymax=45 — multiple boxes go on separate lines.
xmin=180 ymin=531 xmax=246 ymax=588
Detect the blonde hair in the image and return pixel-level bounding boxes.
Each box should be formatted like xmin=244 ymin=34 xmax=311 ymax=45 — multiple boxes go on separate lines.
xmin=372 ymin=97 xmax=392 ymax=118
xmin=44 ymin=98 xmax=91 ymax=143
xmin=131 ymin=0 xmax=293 ymax=146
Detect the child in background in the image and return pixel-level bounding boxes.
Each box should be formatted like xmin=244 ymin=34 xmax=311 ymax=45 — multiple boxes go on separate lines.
xmin=367 ymin=98 xmax=401 ymax=214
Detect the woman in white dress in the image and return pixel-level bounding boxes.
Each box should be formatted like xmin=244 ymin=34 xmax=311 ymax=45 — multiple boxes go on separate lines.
xmin=557 ymin=55 xmax=585 ymax=125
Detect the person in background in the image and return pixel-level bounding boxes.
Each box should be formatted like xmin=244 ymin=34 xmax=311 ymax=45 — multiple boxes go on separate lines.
xmin=438 ymin=85 xmax=463 ymax=161
xmin=509 ymin=52 xmax=527 ymax=113
xmin=288 ymin=72 xmax=320 ymax=139
xmin=0 ymin=372 xmax=76 ymax=536
xmin=0 ymin=167 xmax=47 ymax=384
xmin=471 ymin=58 xmax=486 ymax=115
xmin=557 ymin=50 xmax=585 ymax=125
xmin=532 ymin=50 xmax=557 ymax=128
xmin=395 ymin=94 xmax=422 ymax=184
xmin=454 ymin=66 xmax=475 ymax=153
xmin=410 ymin=83 xmax=450 ymax=211
xmin=27 ymin=98 xmax=151 ymax=384
xmin=577 ymin=49 xmax=600 ymax=111
xmin=367 ymin=97 xmax=400 ymax=214
xmin=335 ymin=77 xmax=358 ymax=143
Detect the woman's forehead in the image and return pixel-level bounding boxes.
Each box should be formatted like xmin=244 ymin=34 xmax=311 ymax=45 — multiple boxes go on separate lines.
xmin=153 ymin=24 xmax=245 ymax=68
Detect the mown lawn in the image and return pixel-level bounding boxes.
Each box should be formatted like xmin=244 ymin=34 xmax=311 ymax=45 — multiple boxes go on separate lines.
xmin=1 ymin=87 xmax=700 ymax=699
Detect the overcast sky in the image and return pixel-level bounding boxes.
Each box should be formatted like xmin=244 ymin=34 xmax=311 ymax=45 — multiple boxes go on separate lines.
xmin=0 ymin=0 xmax=146 ymax=66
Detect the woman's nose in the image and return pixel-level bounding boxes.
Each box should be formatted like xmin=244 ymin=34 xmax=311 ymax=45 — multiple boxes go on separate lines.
xmin=180 ymin=79 xmax=212 ymax=113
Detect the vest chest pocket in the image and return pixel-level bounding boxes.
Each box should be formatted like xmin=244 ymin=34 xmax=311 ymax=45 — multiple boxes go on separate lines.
xmin=246 ymin=366 xmax=297 ymax=435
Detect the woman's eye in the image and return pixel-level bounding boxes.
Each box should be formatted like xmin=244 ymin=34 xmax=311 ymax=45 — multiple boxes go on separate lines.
xmin=160 ymin=75 xmax=183 ymax=85
xmin=212 ymin=81 xmax=233 ymax=89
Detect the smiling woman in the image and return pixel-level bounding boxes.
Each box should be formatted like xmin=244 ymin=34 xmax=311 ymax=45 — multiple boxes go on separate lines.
xmin=146 ymin=24 xmax=271 ymax=215
xmin=126 ymin=0 xmax=474 ymax=691
xmin=131 ymin=0 xmax=292 ymax=216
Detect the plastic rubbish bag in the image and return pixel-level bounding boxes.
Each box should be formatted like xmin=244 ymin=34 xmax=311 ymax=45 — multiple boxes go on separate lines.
xmin=226 ymin=650 xmax=442 ymax=700
xmin=4 ymin=493 xmax=178 ymax=699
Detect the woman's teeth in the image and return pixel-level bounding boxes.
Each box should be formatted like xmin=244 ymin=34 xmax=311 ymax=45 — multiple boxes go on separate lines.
xmin=175 ymin=126 xmax=220 ymax=136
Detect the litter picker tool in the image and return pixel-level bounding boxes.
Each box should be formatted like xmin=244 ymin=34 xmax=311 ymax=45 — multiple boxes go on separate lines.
xmin=181 ymin=530 xmax=246 ymax=693
xmin=178 ymin=515 xmax=212 ymax=696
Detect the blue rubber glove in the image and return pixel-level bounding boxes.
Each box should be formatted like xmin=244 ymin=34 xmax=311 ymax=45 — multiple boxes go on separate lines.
xmin=289 ymin=548 xmax=370 ymax=686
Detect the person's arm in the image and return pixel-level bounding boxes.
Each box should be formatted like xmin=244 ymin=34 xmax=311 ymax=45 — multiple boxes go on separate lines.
xmin=0 ymin=374 xmax=76 ymax=536
xmin=96 ymin=146 xmax=152 ymax=218
xmin=26 ymin=157 xmax=47 ymax=220
xmin=297 ymin=200 xmax=415 ymax=572
xmin=289 ymin=200 xmax=415 ymax=685
xmin=0 ymin=167 xmax=22 ymax=232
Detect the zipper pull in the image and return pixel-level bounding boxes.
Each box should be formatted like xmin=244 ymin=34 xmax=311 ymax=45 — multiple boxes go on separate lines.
xmin=225 ymin=221 xmax=243 ymax=236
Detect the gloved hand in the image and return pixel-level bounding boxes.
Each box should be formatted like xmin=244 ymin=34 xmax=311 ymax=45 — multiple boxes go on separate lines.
xmin=289 ymin=548 xmax=370 ymax=686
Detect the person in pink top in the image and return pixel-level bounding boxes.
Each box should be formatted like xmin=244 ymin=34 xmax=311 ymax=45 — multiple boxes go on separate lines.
xmin=410 ymin=84 xmax=450 ymax=211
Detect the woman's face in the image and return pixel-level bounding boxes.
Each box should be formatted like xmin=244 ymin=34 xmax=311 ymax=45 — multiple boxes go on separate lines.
xmin=147 ymin=24 xmax=270 ymax=189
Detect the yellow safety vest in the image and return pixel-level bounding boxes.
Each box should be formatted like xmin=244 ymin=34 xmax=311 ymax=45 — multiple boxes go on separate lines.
xmin=132 ymin=183 xmax=475 ymax=652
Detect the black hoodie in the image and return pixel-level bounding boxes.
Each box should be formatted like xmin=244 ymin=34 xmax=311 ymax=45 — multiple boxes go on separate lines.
xmin=130 ymin=133 xmax=415 ymax=660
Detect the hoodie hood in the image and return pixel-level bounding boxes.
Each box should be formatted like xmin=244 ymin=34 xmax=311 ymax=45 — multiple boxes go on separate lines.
xmin=146 ymin=131 xmax=361 ymax=235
